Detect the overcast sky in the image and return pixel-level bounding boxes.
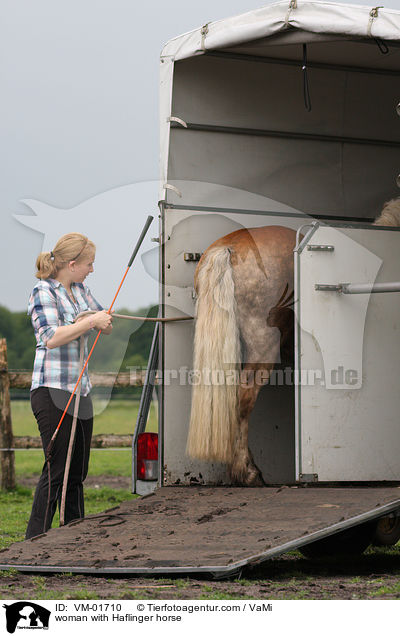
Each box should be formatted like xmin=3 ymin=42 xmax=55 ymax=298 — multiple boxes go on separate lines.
xmin=2 ymin=0 xmax=400 ymax=312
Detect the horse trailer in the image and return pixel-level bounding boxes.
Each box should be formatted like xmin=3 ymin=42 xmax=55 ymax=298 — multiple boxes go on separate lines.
xmin=157 ymin=0 xmax=400 ymax=562
xmin=2 ymin=0 xmax=400 ymax=576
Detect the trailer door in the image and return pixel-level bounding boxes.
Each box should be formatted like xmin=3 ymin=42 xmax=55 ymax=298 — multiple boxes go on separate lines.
xmin=295 ymin=223 xmax=400 ymax=482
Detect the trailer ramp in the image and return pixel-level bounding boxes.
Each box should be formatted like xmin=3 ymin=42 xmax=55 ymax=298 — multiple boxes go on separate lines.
xmin=1 ymin=486 xmax=399 ymax=578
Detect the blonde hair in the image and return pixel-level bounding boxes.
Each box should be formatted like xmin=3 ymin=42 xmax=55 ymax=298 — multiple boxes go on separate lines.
xmin=35 ymin=233 xmax=96 ymax=280
xmin=373 ymin=197 xmax=400 ymax=227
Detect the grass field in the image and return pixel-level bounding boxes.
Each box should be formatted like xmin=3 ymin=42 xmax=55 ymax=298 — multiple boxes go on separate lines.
xmin=0 ymin=400 xmax=146 ymax=551
xmin=0 ymin=486 xmax=136 ymax=550
xmin=13 ymin=449 xmax=132 ymax=478
xmin=11 ymin=398 xmax=158 ymax=436
xmin=9 ymin=398 xmax=157 ymax=477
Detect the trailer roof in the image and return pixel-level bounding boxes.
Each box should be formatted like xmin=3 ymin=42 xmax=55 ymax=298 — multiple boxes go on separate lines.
xmin=161 ymin=1 xmax=400 ymax=62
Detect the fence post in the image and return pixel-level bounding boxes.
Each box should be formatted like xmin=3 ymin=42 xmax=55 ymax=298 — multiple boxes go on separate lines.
xmin=0 ymin=338 xmax=16 ymax=490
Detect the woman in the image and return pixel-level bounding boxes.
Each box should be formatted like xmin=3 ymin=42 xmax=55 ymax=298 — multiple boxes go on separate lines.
xmin=25 ymin=233 xmax=113 ymax=539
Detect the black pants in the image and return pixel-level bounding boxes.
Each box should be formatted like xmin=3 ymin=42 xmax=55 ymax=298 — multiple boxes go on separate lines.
xmin=25 ymin=387 xmax=93 ymax=539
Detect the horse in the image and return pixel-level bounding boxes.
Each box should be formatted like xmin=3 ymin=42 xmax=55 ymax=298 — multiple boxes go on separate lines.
xmin=186 ymin=197 xmax=400 ymax=486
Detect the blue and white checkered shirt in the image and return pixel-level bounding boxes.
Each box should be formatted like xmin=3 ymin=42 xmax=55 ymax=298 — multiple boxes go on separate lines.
xmin=28 ymin=278 xmax=104 ymax=396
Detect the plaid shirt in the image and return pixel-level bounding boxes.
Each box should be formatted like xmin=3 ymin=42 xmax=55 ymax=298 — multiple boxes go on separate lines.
xmin=28 ymin=278 xmax=104 ymax=396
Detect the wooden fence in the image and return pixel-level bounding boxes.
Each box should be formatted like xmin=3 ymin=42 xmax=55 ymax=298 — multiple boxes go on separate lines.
xmin=0 ymin=338 xmax=147 ymax=490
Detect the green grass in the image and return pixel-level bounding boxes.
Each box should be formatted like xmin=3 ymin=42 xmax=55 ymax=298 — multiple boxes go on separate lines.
xmin=0 ymin=486 xmax=33 ymax=549
xmin=1 ymin=400 xmax=141 ymax=549
xmin=370 ymin=580 xmax=400 ymax=597
xmin=0 ymin=485 xmax=135 ymax=550
xmin=14 ymin=449 xmax=133 ymax=478
xmin=11 ymin=398 xmax=158 ymax=436
xmin=10 ymin=398 xmax=157 ymax=478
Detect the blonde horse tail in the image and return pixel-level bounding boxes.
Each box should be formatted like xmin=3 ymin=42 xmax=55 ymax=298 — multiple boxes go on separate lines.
xmin=186 ymin=246 xmax=241 ymax=464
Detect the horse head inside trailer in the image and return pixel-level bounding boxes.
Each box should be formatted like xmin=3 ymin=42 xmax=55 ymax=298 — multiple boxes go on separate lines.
xmin=158 ymin=1 xmax=400 ymax=488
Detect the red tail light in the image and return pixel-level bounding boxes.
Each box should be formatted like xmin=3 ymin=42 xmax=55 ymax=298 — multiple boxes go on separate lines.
xmin=137 ymin=433 xmax=158 ymax=480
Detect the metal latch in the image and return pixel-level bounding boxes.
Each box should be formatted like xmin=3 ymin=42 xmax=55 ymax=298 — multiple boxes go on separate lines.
xmin=315 ymin=282 xmax=400 ymax=294
xmin=307 ymin=245 xmax=334 ymax=252
xmin=184 ymin=252 xmax=202 ymax=262
xmin=315 ymin=284 xmax=342 ymax=292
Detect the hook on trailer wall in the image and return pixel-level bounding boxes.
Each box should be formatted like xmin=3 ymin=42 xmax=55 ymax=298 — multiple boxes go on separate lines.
xmin=294 ymin=221 xmax=319 ymax=253
xmin=284 ymin=0 xmax=297 ymax=27
xmin=367 ymin=6 xmax=383 ymax=37
xmin=367 ymin=7 xmax=389 ymax=54
xmin=200 ymin=23 xmax=209 ymax=51
xmin=164 ymin=183 xmax=182 ymax=198
xmin=167 ymin=116 xmax=187 ymax=128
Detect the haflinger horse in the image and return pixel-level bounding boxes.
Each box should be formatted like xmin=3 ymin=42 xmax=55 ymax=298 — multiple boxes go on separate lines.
xmin=186 ymin=197 xmax=400 ymax=486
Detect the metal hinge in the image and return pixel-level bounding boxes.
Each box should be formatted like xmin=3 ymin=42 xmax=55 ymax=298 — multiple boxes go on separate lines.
xmin=299 ymin=473 xmax=319 ymax=483
xmin=184 ymin=252 xmax=202 ymax=262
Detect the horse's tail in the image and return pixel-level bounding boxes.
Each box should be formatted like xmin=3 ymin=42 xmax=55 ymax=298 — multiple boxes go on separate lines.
xmin=186 ymin=246 xmax=241 ymax=464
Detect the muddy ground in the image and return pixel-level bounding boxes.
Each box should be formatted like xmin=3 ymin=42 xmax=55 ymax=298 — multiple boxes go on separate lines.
xmin=1 ymin=551 xmax=400 ymax=600
xmin=2 ymin=481 xmax=400 ymax=600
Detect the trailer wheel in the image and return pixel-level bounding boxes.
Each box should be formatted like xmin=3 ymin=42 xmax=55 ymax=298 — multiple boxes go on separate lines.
xmin=299 ymin=521 xmax=376 ymax=559
xmin=371 ymin=514 xmax=400 ymax=547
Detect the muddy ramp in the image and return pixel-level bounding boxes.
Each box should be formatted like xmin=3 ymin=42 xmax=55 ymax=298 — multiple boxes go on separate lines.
xmin=1 ymin=486 xmax=400 ymax=577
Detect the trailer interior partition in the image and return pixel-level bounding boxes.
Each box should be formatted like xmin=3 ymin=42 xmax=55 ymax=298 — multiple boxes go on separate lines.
xmin=159 ymin=3 xmax=400 ymax=486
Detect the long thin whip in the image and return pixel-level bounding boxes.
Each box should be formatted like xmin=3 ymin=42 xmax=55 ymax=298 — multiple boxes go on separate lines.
xmin=59 ymin=333 xmax=84 ymax=526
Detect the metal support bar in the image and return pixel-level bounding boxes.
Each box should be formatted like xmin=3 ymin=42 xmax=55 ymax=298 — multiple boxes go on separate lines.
xmin=204 ymin=50 xmax=400 ymax=77
xmin=342 ymin=282 xmax=400 ymax=294
xmin=131 ymin=322 xmax=160 ymax=494
xmin=315 ymin=282 xmax=400 ymax=294
xmin=165 ymin=203 xmax=378 ymax=225
xmin=170 ymin=121 xmax=400 ymax=149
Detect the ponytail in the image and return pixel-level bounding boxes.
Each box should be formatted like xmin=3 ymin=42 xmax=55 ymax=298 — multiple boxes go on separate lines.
xmin=35 ymin=252 xmax=58 ymax=280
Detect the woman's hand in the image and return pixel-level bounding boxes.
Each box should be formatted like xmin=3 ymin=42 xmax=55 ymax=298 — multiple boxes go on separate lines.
xmin=46 ymin=310 xmax=113 ymax=349
xmin=91 ymin=310 xmax=113 ymax=331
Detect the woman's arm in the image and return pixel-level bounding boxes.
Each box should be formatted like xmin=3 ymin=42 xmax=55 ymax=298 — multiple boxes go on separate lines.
xmin=47 ymin=311 xmax=113 ymax=349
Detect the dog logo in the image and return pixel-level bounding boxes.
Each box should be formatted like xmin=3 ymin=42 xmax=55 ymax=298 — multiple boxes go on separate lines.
xmin=3 ymin=602 xmax=50 ymax=633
